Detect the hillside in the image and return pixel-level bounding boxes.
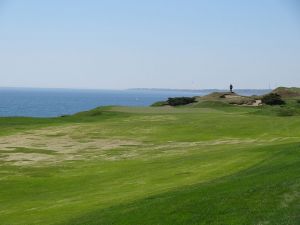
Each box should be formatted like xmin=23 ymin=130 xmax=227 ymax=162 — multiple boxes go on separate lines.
xmin=152 ymin=87 xmax=300 ymax=108
xmin=272 ymin=87 xmax=300 ymax=98
xmin=0 ymin=104 xmax=299 ymax=225
xmin=152 ymin=91 xmax=260 ymax=107
xmin=198 ymin=91 xmax=260 ymax=105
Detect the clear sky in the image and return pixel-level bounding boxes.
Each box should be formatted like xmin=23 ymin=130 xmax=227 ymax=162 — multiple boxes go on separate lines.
xmin=0 ymin=0 xmax=299 ymax=89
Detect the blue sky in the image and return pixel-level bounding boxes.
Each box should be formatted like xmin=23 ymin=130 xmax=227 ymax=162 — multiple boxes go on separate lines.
xmin=0 ymin=0 xmax=299 ymax=89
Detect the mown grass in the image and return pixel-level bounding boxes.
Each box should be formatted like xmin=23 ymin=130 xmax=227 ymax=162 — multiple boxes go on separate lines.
xmin=0 ymin=104 xmax=299 ymax=225
xmin=67 ymin=143 xmax=300 ymax=225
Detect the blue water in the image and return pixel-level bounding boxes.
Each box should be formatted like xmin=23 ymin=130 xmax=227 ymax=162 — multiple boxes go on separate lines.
xmin=0 ymin=88 xmax=270 ymax=117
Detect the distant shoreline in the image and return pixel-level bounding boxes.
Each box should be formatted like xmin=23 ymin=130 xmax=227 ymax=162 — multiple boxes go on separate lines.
xmin=128 ymin=88 xmax=272 ymax=92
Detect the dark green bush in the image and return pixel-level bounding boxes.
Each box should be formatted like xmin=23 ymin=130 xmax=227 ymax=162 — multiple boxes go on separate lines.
xmin=167 ymin=97 xmax=196 ymax=106
xmin=261 ymin=93 xmax=285 ymax=105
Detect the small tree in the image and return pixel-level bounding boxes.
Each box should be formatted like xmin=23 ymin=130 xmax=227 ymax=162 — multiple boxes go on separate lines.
xmin=167 ymin=97 xmax=196 ymax=106
xmin=261 ymin=93 xmax=285 ymax=105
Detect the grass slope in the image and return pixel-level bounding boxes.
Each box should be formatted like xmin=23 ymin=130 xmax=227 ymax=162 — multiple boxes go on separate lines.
xmin=0 ymin=105 xmax=299 ymax=225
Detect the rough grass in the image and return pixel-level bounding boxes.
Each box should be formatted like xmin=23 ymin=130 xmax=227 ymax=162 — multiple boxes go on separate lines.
xmin=272 ymin=87 xmax=300 ymax=98
xmin=0 ymin=105 xmax=299 ymax=225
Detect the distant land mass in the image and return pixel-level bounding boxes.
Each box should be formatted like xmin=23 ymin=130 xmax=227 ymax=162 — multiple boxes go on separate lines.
xmin=128 ymin=88 xmax=271 ymax=96
xmin=128 ymin=88 xmax=220 ymax=92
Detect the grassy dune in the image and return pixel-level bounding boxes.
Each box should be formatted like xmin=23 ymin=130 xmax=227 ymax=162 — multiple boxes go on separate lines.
xmin=0 ymin=104 xmax=299 ymax=224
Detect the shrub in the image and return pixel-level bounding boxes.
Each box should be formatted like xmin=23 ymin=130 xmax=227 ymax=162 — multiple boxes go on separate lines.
xmin=297 ymin=99 xmax=300 ymax=104
xmin=167 ymin=97 xmax=196 ymax=106
xmin=261 ymin=93 xmax=285 ymax=105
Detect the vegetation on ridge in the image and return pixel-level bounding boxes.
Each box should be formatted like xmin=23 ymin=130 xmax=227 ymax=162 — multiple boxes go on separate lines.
xmin=151 ymin=87 xmax=300 ymax=117
xmin=261 ymin=93 xmax=285 ymax=105
xmin=167 ymin=97 xmax=196 ymax=106
xmin=272 ymin=87 xmax=300 ymax=98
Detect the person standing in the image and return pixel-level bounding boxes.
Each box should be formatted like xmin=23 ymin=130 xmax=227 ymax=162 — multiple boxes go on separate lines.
xmin=230 ymin=84 xmax=233 ymax=93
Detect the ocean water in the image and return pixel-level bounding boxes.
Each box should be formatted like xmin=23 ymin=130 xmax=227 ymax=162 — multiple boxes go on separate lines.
xmin=0 ymin=88 xmax=270 ymax=117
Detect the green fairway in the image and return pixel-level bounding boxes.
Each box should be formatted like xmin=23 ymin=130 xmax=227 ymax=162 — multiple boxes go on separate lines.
xmin=0 ymin=105 xmax=299 ymax=225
